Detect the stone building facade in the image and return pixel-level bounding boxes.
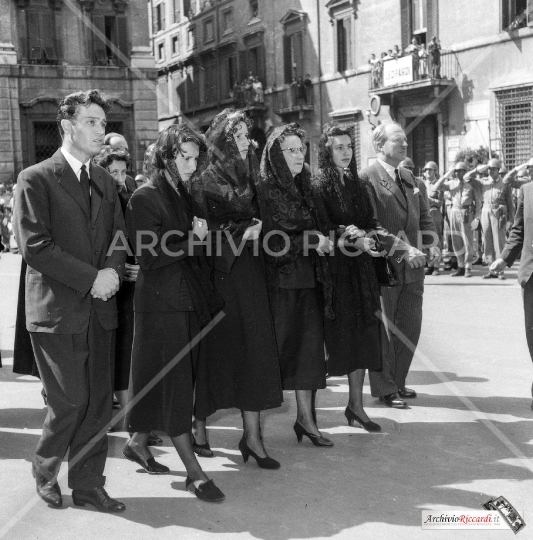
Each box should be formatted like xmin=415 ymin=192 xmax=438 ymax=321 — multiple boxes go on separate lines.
xmin=152 ymin=0 xmax=533 ymax=174
xmin=0 ymin=0 xmax=159 ymax=185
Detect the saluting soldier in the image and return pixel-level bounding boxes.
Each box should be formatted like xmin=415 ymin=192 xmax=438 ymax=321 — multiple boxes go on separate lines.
xmin=433 ymin=162 xmax=482 ymax=278
xmin=470 ymin=159 xmax=514 ymax=279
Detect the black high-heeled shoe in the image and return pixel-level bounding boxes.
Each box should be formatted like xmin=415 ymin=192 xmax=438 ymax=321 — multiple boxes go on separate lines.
xmin=344 ymin=407 xmax=381 ymax=433
xmin=122 ymin=443 xmax=170 ymax=474
xmin=293 ymin=421 xmax=334 ymax=447
xmin=238 ymin=437 xmax=280 ymax=469
xmin=192 ymin=436 xmax=214 ymax=458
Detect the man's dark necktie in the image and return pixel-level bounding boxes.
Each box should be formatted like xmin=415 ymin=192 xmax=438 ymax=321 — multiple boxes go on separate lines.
xmin=395 ymin=168 xmax=407 ymax=200
xmin=80 ymin=164 xmax=91 ymax=210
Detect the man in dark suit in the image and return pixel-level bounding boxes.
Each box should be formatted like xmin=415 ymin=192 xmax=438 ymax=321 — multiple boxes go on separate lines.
xmin=491 ymin=183 xmax=533 ymax=408
xmin=360 ymin=123 xmax=439 ymax=408
xmin=13 ymin=90 xmax=127 ymax=512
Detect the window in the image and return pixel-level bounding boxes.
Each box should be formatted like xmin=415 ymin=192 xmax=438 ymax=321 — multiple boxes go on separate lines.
xmin=203 ymin=56 xmax=217 ymax=103
xmin=153 ymin=2 xmax=165 ymax=33
xmin=336 ymin=17 xmax=352 ymax=72
xmin=502 ymin=0 xmax=532 ymax=31
xmin=186 ymin=65 xmax=201 ymax=109
xmin=222 ymin=9 xmax=233 ymax=33
xmin=92 ymin=14 xmax=129 ymax=66
xmin=158 ymin=42 xmax=165 ymax=61
xmin=242 ymin=33 xmax=265 ymax=82
xmin=204 ymin=19 xmax=214 ymax=42
xmin=411 ymin=0 xmax=427 ymax=40
xmin=172 ymin=35 xmax=180 ymax=56
xmin=187 ymin=27 xmax=195 ymax=49
xmin=401 ymin=0 xmax=437 ymax=49
xmin=496 ymin=86 xmax=533 ymax=168
xmin=250 ymin=0 xmax=259 ymax=19
xmin=26 ymin=9 xmax=58 ymax=64
xmin=34 ymin=123 xmax=61 ymax=163
xmin=173 ymin=0 xmax=181 ymax=23
xmin=283 ymin=31 xmax=304 ymax=83
xmin=281 ymin=11 xmax=307 ymax=83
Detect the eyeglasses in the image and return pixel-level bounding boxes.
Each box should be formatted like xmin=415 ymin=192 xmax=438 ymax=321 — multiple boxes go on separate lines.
xmin=281 ymin=146 xmax=307 ymax=156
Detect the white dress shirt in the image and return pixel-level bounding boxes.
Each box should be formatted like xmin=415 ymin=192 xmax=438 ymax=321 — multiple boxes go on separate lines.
xmin=61 ymin=147 xmax=91 ymax=181
xmin=377 ymin=158 xmax=397 ymax=181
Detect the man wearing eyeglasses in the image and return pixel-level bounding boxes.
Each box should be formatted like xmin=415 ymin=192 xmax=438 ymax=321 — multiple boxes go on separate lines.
xmin=472 ymin=159 xmax=514 ymax=279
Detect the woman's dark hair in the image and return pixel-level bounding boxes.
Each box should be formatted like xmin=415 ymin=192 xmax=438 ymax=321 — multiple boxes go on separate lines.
xmin=152 ymin=124 xmax=206 ymax=171
xmin=94 ymin=147 xmax=131 ymax=171
xmin=56 ymin=89 xmax=112 ymax=136
xmin=318 ymin=123 xmax=356 ymax=172
xmin=277 ymin=123 xmax=306 ymax=146
xmin=210 ymin=109 xmax=254 ymax=143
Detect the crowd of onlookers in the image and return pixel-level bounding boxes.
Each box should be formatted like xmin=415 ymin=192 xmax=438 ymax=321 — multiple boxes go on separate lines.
xmin=369 ymin=35 xmax=442 ymax=88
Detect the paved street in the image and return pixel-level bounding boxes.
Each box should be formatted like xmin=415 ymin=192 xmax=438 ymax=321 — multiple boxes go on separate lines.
xmin=0 ymin=251 xmax=532 ymax=540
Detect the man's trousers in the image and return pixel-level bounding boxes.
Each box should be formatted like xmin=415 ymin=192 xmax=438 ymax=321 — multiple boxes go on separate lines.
xmin=30 ymin=310 xmax=114 ymax=490
xmin=370 ymin=280 xmax=424 ymax=397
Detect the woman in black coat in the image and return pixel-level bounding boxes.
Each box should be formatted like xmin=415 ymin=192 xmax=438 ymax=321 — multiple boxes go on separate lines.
xmin=125 ymin=125 xmax=226 ymax=503
xmin=256 ymin=124 xmax=334 ymax=447
xmin=191 ymin=109 xmax=283 ymax=469
xmin=312 ymin=124 xmax=386 ymax=432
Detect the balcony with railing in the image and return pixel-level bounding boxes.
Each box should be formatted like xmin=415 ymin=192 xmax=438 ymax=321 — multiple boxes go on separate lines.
xmin=369 ymin=51 xmax=459 ymax=95
xmin=270 ymin=81 xmax=314 ymax=117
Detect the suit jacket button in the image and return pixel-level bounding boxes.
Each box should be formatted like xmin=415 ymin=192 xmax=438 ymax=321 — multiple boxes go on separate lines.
xmin=95 ymin=250 xmax=100 ymax=255
xmin=155 ymin=291 xmax=160 ymax=296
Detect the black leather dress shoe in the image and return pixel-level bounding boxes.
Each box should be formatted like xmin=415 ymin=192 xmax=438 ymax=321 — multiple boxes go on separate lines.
xmin=32 ymin=464 xmax=62 ymax=508
xmin=398 ymin=387 xmax=417 ymax=398
xmin=72 ymin=486 xmax=126 ymax=513
xmin=379 ymin=393 xmax=407 ymax=408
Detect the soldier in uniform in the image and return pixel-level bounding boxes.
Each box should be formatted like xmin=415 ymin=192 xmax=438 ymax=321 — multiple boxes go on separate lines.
xmin=422 ymin=161 xmax=443 ymax=275
xmin=433 ymin=162 xmax=482 ymax=277
xmin=470 ymin=159 xmax=514 ymax=279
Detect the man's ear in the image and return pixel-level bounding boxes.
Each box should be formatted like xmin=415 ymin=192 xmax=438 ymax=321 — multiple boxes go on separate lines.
xmin=60 ymin=118 xmax=72 ymax=135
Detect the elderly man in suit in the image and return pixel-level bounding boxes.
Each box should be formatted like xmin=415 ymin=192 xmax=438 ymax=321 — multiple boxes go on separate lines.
xmin=14 ymin=90 xmax=127 ymax=512
xmin=360 ymin=123 xmax=439 ymax=408
xmin=491 ymin=182 xmax=533 ymax=408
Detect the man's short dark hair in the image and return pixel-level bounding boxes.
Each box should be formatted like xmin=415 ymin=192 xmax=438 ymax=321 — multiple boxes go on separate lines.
xmin=56 ymin=90 xmax=112 ymax=136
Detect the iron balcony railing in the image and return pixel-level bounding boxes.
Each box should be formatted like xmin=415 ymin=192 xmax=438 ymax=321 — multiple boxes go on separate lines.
xmin=369 ymin=50 xmax=459 ymax=91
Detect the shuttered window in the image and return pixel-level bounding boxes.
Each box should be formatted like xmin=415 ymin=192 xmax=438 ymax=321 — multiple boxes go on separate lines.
xmin=336 ymin=17 xmax=351 ymax=72
xmin=92 ymin=14 xmax=129 ymax=66
xmin=283 ymin=31 xmax=304 ymax=83
xmin=27 ymin=10 xmax=58 ymax=64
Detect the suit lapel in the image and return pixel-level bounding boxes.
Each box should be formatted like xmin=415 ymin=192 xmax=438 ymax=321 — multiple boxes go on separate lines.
xmin=89 ymin=163 xmax=104 ymax=226
xmin=375 ymin=161 xmax=407 ymax=211
xmin=53 ymin=150 xmax=90 ymax=218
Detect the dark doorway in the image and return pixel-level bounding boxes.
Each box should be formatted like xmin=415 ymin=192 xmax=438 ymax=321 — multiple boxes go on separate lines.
xmin=406 ymin=115 xmax=438 ymax=175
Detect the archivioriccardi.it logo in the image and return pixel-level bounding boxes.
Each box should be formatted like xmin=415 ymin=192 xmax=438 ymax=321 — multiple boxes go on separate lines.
xmin=421 ymin=497 xmax=525 ymax=534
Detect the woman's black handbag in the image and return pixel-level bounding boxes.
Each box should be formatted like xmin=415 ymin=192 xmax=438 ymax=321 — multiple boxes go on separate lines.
xmin=372 ymin=235 xmax=399 ymax=287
